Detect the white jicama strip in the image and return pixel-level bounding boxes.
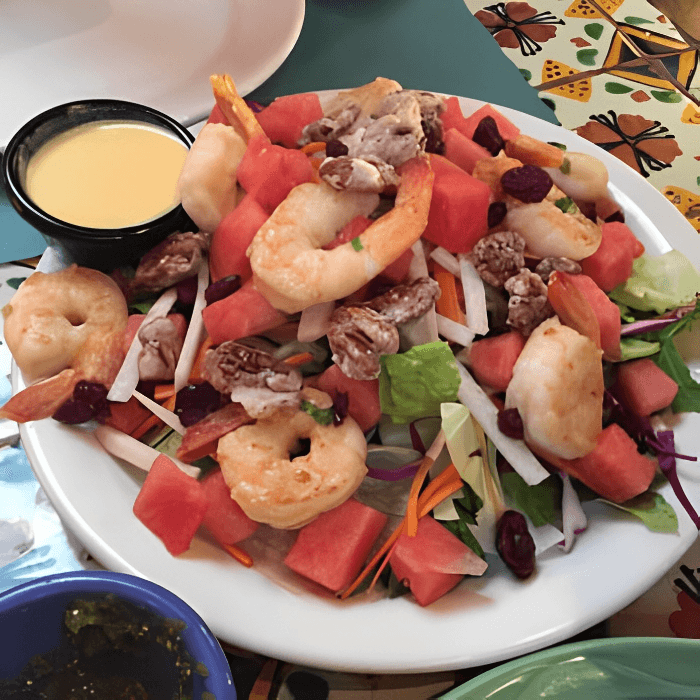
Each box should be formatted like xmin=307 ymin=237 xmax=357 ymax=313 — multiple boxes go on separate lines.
xmin=458 ymin=254 xmax=489 ymax=336
xmin=107 ymin=287 xmax=179 ymax=402
xmin=455 ymin=361 xmax=550 ymax=485
xmin=400 ymin=240 xmax=439 ymax=349
xmin=174 ymin=259 xmax=210 ymax=393
xmin=530 ymin=522 xmax=565 ymax=556
xmin=429 ymin=246 xmax=461 ymax=277
xmin=93 ymin=425 xmax=200 ymax=478
xmin=560 ymin=472 xmax=587 ymax=553
xmin=132 ymin=390 xmax=186 ymax=435
xmin=436 ymin=313 xmax=476 ymax=348
xmin=297 ymin=300 xmax=335 ymax=343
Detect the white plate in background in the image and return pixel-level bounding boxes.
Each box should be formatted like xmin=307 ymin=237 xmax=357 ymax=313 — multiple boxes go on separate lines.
xmin=0 ymin=0 xmax=304 ymax=146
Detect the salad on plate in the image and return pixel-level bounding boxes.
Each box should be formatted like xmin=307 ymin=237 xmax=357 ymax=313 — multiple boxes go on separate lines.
xmin=2 ymin=74 xmax=699 ymax=610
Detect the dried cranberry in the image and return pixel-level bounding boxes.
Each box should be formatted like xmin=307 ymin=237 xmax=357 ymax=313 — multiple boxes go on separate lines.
xmin=472 ymin=116 xmax=504 ymax=156
xmin=498 ymin=407 xmax=524 ymax=440
xmin=205 ymin=275 xmax=242 ymax=306
xmin=496 ymin=510 xmax=536 ymax=579
xmin=487 ymin=201 xmax=507 ymax=229
xmin=422 ymin=119 xmax=444 ymax=154
xmin=501 ymin=165 xmax=552 ymax=203
xmin=332 ymin=391 xmax=349 ymax=426
xmin=604 ymin=209 xmax=625 ymax=223
xmin=326 ymin=140 xmax=349 ymax=158
xmin=176 ymin=275 xmax=198 ymax=306
xmin=175 ymin=381 xmax=224 ymax=426
xmin=53 ymin=381 xmax=110 ymax=425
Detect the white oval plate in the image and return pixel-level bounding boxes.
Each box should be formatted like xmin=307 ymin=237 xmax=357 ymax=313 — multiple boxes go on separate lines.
xmin=0 ymin=0 xmax=304 ymax=147
xmin=19 ymin=93 xmax=700 ymax=673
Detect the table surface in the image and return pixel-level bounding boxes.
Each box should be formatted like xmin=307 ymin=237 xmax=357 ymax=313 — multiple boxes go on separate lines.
xmin=2 ymin=0 xmax=700 ymax=698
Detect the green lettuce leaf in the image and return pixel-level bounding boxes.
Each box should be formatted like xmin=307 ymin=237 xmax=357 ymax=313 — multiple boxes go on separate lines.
xmin=600 ymin=491 xmax=678 ymax=533
xmin=609 ymin=250 xmax=700 ymax=314
xmin=379 ymin=341 xmax=461 ymax=423
xmin=500 ymin=471 xmax=562 ymax=527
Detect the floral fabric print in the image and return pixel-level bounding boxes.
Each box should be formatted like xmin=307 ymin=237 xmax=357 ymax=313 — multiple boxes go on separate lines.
xmin=465 ymin=0 xmax=700 ymax=232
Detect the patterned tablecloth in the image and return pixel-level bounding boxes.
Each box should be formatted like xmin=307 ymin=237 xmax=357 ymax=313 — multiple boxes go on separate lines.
xmin=2 ymin=1 xmax=700 ymax=698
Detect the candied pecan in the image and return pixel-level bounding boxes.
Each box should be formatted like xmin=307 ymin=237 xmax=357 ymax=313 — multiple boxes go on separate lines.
xmin=467 ymin=232 xmax=526 ymax=288
xmin=504 ymin=268 xmax=554 ymax=336
xmin=327 ymin=305 xmax=400 ymax=380
xmin=535 ymin=257 xmax=582 ymax=284
xmin=204 ymin=341 xmax=303 ymax=394
xmin=300 ymin=104 xmax=362 ymax=144
xmin=130 ymin=231 xmax=209 ymax=294
xmin=137 ymin=317 xmax=184 ymax=381
xmin=501 ymin=164 xmax=552 ymax=203
xmin=361 ymin=276 xmax=440 ymax=324
xmin=319 ymin=155 xmax=399 ymax=192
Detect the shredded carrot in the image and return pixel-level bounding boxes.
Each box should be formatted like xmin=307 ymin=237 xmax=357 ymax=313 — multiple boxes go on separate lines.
xmin=434 ymin=263 xmax=466 ymax=325
xmin=223 ymin=542 xmax=254 ymax=567
xmin=300 ymin=141 xmax=327 ymax=155
xmin=189 ymin=335 xmax=214 ymax=382
xmin=128 ymin=394 xmax=177 ymax=440
xmin=153 ymin=384 xmax=176 ymax=402
xmin=283 ymin=351 xmax=314 ymax=367
xmin=405 ymin=454 xmax=435 ymax=538
xmin=340 ymin=462 xmax=463 ymax=600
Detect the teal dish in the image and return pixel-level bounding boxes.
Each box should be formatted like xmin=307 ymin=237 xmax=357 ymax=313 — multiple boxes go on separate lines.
xmin=442 ymin=637 xmax=700 ymax=699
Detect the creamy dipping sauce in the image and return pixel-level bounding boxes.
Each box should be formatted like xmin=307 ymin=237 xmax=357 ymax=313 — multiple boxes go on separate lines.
xmin=25 ymin=120 xmax=188 ymax=229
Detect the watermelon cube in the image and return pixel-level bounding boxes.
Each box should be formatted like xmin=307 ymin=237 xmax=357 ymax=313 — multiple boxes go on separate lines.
xmin=389 ymin=515 xmax=487 ymax=607
xmin=468 ymin=330 xmax=526 ymax=392
xmin=236 ymin=134 xmax=315 ymax=214
xmin=210 ymin=194 xmax=269 ymax=282
xmin=548 ymin=423 xmax=657 ymax=503
xmin=443 ymin=128 xmax=491 ymax=175
xmin=580 ymin=221 xmax=641 ymax=292
xmin=423 ymin=154 xmax=491 ymax=253
xmin=284 ymin=498 xmax=388 ymax=592
xmin=615 ymin=358 xmax=679 ymax=417
xmin=312 ymin=363 xmax=381 ymax=433
xmin=254 ymin=92 xmax=324 ymax=148
xmin=562 ymin=273 xmax=621 ymax=359
xmin=201 ymin=468 xmax=259 ymax=545
xmin=132 ymin=455 xmax=208 ymax=556
xmin=202 ymin=279 xmax=288 ymax=344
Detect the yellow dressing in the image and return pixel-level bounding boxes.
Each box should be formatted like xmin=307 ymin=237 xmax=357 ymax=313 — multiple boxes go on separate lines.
xmin=25 ymin=120 xmax=188 ymax=229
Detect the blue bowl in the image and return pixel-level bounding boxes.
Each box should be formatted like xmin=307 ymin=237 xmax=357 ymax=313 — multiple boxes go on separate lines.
xmin=0 ymin=570 xmax=236 ymax=699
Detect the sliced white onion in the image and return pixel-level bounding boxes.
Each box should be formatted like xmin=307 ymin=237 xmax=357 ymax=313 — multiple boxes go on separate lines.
xmin=174 ymin=259 xmax=209 ymax=393
xmin=93 ymin=425 xmax=200 ymax=478
xmin=399 ymin=240 xmax=439 ymax=349
xmin=560 ymin=472 xmax=587 ymax=553
xmin=132 ymin=390 xmax=185 ymax=435
xmin=458 ymin=254 xmax=489 ymax=336
xmin=297 ymin=301 xmax=335 ymax=343
xmin=436 ymin=314 xmax=475 ymax=348
xmin=107 ymin=287 xmax=179 ymax=402
xmin=429 ymin=246 xmax=461 ymax=277
xmin=456 ymin=361 xmax=550 ymax=486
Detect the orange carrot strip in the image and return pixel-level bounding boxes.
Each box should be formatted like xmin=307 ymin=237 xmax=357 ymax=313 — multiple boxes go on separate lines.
xmin=434 ymin=263 xmax=466 ymax=325
xmin=223 ymin=543 xmax=254 ymax=568
xmin=300 ymin=141 xmax=327 ymax=155
xmin=189 ymin=335 xmax=214 ymax=382
xmin=283 ymin=351 xmax=314 ymax=367
xmin=341 ymin=461 xmax=462 ymax=599
xmin=405 ymin=454 xmax=435 ymax=538
xmin=153 ymin=384 xmax=176 ymax=402
xmin=128 ymin=393 xmax=177 ymax=440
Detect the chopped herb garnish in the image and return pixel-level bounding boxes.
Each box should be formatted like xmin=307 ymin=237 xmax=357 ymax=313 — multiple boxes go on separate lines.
xmin=559 ymin=157 xmax=571 ymax=175
xmin=301 ymin=400 xmax=334 ymax=425
xmin=351 ymin=237 xmax=364 ymax=251
xmin=6 ymin=277 xmax=27 ymax=290
xmin=548 ymin=141 xmax=568 ymax=151
xmin=554 ymin=196 xmax=578 ymax=214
